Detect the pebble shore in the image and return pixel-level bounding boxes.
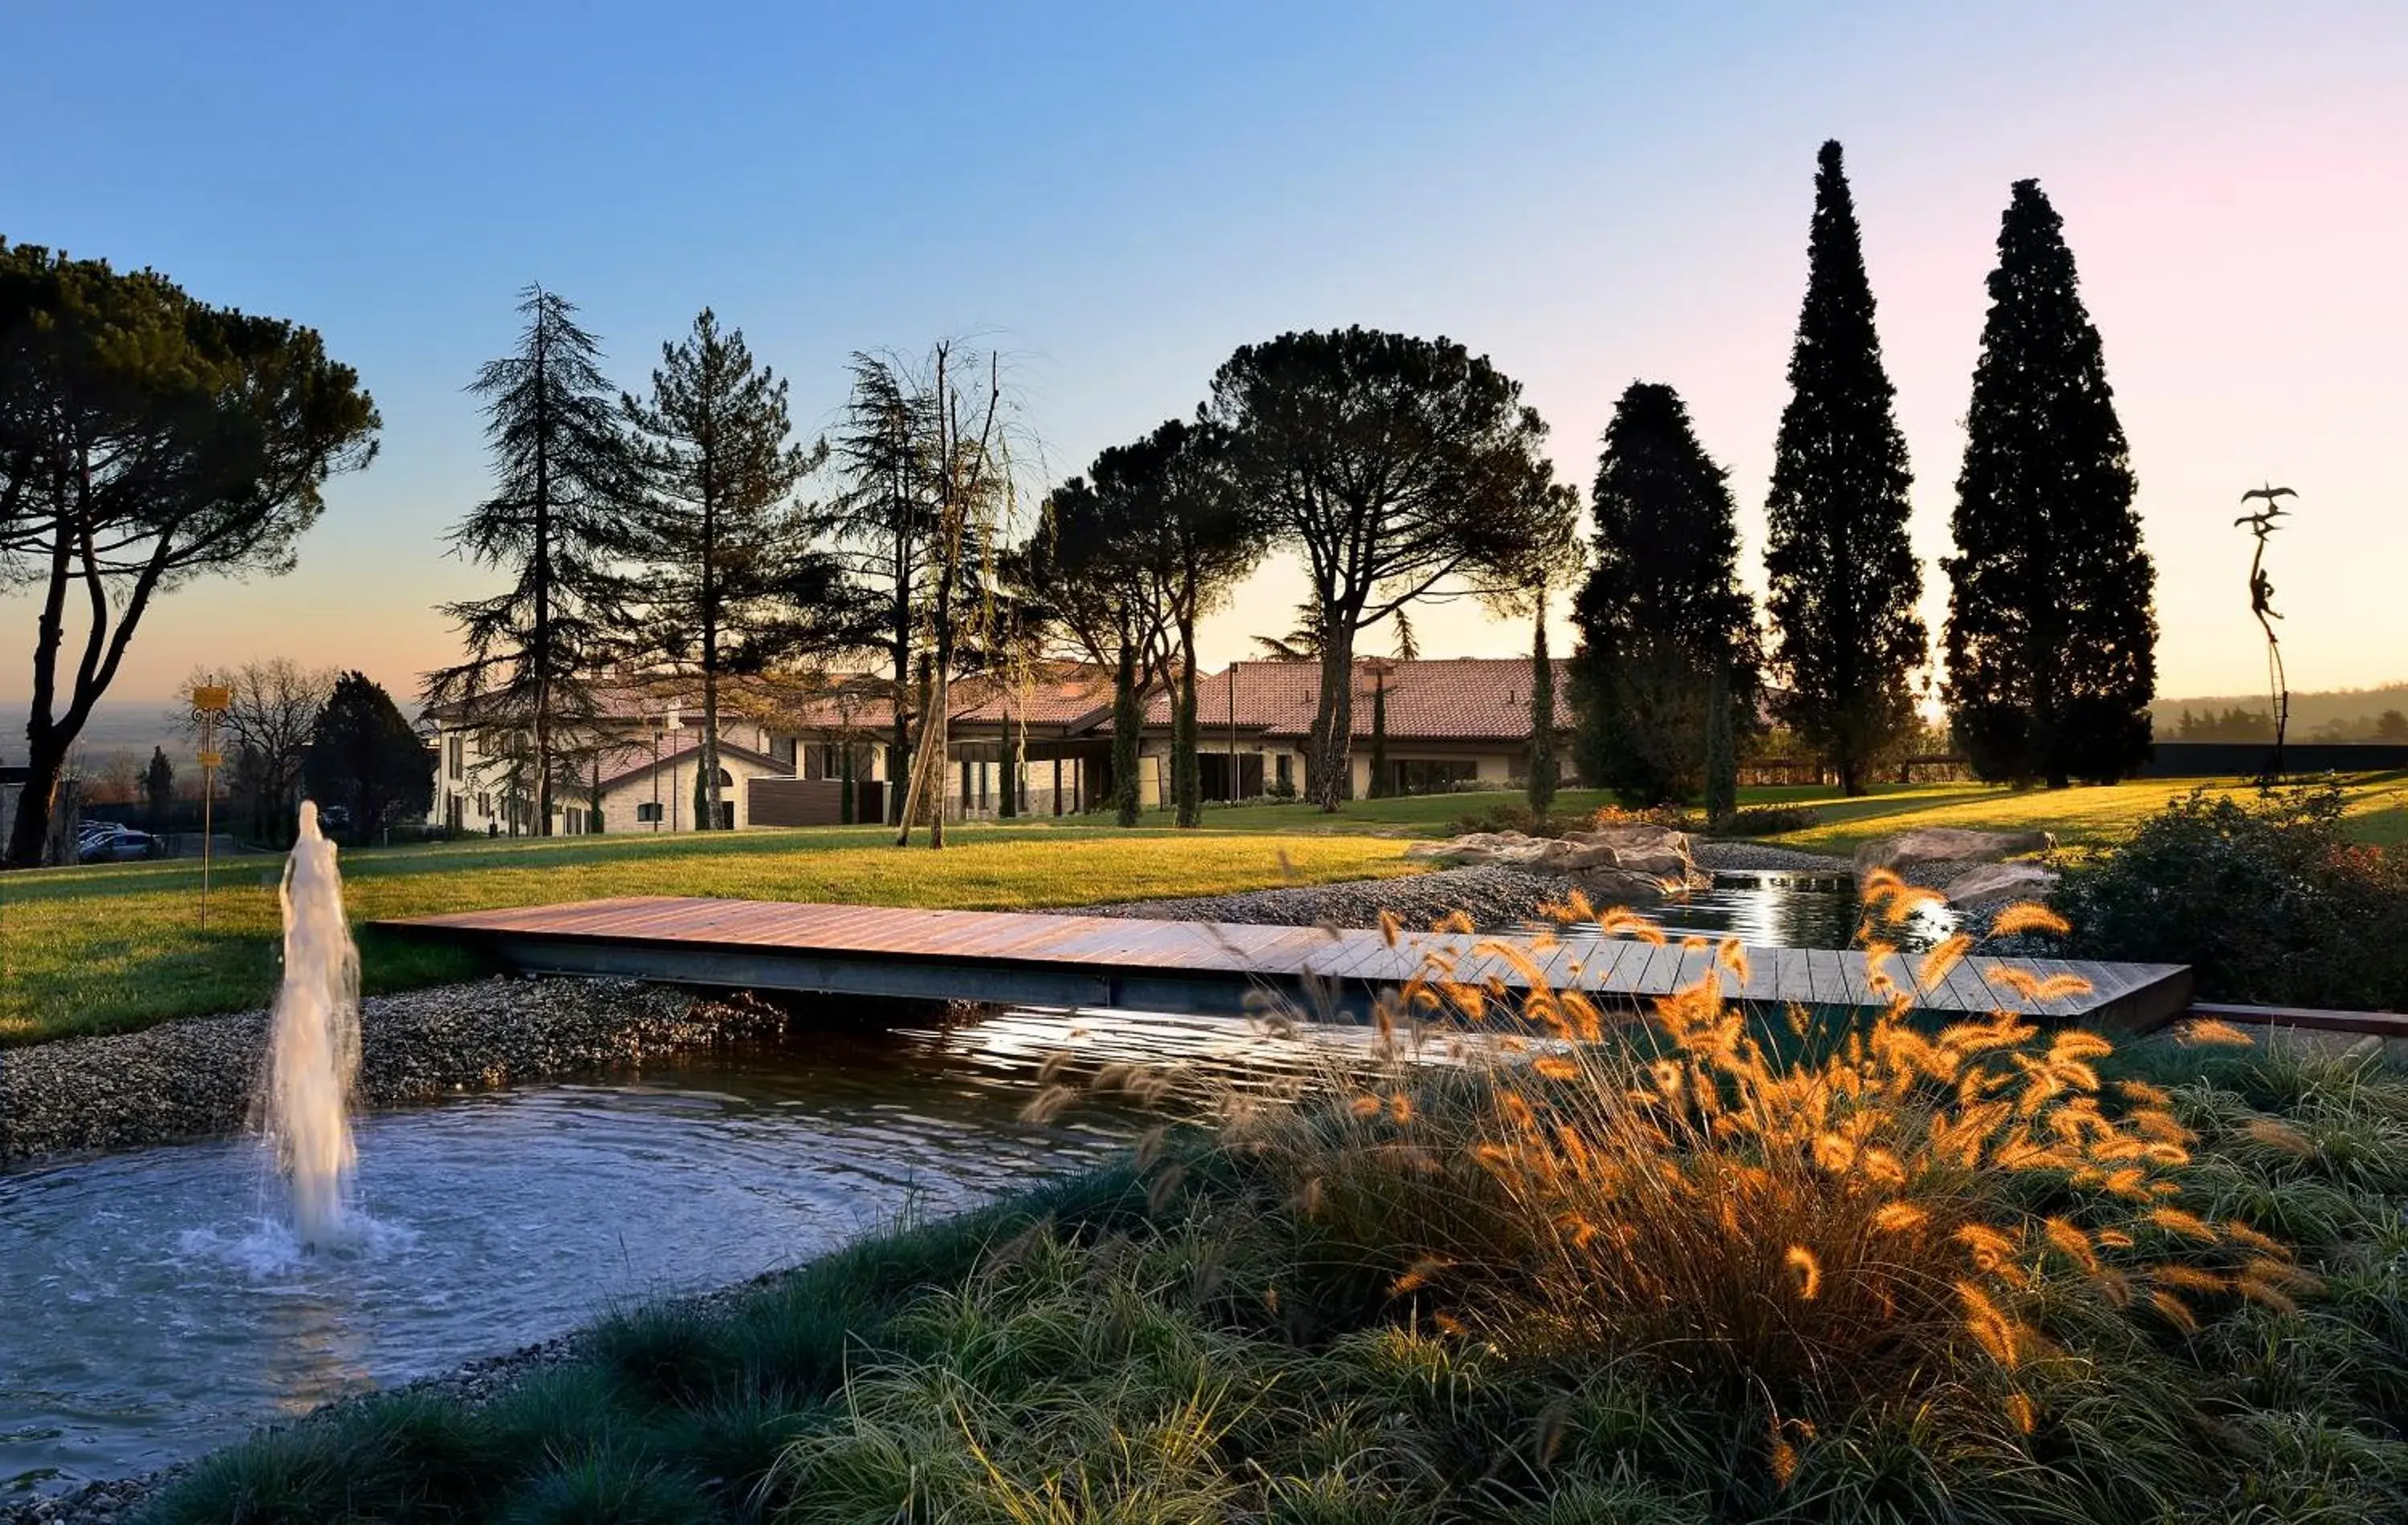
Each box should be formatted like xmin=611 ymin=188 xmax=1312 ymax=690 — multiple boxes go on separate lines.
xmin=0 ymin=978 xmax=794 ymax=1167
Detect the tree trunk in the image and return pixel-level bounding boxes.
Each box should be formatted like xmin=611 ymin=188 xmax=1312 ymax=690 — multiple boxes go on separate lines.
xmin=1113 ymin=636 xmax=1142 ymax=828
xmin=1173 ymin=616 xmax=1201 ymax=828
xmin=6 ymin=733 xmax=69 ymax=868
xmin=1305 ymin=621 xmax=1359 ymax=811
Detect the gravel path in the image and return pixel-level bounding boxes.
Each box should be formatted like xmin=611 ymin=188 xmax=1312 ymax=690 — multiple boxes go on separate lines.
xmin=0 ymin=978 xmax=794 ymax=1166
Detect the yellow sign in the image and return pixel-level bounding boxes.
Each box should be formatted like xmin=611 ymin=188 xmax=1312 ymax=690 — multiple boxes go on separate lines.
xmin=197 ymin=750 xmax=224 ymax=769
xmin=192 ymin=685 xmax=232 ymax=713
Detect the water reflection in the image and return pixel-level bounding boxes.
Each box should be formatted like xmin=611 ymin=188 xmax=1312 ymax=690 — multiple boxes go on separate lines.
xmin=0 ymin=1008 xmax=1354 ymax=1493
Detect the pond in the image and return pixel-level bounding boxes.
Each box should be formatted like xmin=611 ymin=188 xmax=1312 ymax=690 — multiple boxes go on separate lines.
xmin=0 ymin=870 xmax=1943 ymax=1494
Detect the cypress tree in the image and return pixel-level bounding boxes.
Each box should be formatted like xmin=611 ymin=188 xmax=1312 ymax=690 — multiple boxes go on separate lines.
xmin=1762 ymin=142 xmax=1926 ymax=796
xmin=1569 ymin=382 xmax=1760 ymax=804
xmin=1944 ymin=180 xmax=2155 ymax=786
xmin=1366 ymin=669 xmax=1390 ymax=799
xmin=1527 ymin=594 xmax=1559 ymax=815
xmin=1112 ymin=637 xmax=1142 ymax=827
xmin=1703 ymin=665 xmax=1738 ymax=830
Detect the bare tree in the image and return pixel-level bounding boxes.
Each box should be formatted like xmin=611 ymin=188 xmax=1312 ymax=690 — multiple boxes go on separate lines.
xmin=881 ymin=342 xmax=1033 ymax=849
xmin=178 ymin=659 xmax=336 ymax=842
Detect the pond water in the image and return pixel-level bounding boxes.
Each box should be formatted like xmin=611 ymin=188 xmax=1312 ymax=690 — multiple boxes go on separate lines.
xmin=0 ymin=871 xmax=1943 ymax=1494
xmin=1558 ymin=870 xmax=1958 ymax=952
xmin=0 ymin=1010 xmax=1362 ymax=1494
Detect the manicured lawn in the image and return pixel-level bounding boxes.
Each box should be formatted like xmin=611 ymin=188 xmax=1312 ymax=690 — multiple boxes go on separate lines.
xmin=1755 ymin=772 xmax=2408 ymax=857
xmin=1160 ymin=773 xmax=2408 ymax=854
xmin=0 ymin=824 xmax=1418 ymax=1047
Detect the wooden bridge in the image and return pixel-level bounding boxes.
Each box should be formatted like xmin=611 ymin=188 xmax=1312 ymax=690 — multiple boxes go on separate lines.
xmin=373 ymin=897 xmax=2195 ymax=1030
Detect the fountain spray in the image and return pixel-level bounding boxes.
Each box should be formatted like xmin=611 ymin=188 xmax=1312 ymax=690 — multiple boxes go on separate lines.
xmin=262 ymin=800 xmax=362 ymax=1246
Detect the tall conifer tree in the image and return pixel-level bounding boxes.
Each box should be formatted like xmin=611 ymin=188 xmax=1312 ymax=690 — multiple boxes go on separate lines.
xmin=1761 ymin=142 xmax=1925 ymax=795
xmin=1527 ymin=593 xmax=1559 ymax=815
xmin=624 ymin=309 xmax=836 ymax=828
xmin=1570 ymin=382 xmax=1759 ymax=803
xmin=429 ymin=286 xmax=637 ymax=835
xmin=1944 ymin=180 xmax=2155 ymax=785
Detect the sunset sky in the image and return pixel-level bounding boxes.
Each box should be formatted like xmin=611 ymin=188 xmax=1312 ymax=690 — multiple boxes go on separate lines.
xmin=6 ymin=0 xmax=2402 ymax=714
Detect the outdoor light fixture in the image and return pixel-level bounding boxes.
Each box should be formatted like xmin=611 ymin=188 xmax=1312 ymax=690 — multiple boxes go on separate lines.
xmin=191 ymin=684 xmax=231 ymax=926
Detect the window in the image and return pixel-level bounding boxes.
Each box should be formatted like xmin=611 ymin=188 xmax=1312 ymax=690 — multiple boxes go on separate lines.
xmin=445 ymin=734 xmax=464 ymax=781
xmin=1388 ymin=759 xmax=1479 ymax=796
xmin=1275 ymin=754 xmax=1293 ymax=791
xmin=637 ymin=802 xmax=663 ymax=824
xmin=475 ymin=792 xmax=491 ymax=817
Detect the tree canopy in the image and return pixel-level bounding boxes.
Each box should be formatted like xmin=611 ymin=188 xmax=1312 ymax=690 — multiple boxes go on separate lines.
xmin=1760 ymin=142 xmax=1926 ymax=796
xmin=1570 ymin=381 xmax=1761 ymax=804
xmin=0 ymin=241 xmax=378 ymax=864
xmin=623 ymin=308 xmax=837 ymax=828
xmin=305 ymin=670 xmax=433 ymax=840
xmin=1944 ymin=179 xmax=2156 ymax=786
xmin=426 ymin=285 xmax=637 ymax=836
xmin=1210 ymin=327 xmax=1576 ymax=809
xmin=1023 ymin=417 xmax=1262 ymax=826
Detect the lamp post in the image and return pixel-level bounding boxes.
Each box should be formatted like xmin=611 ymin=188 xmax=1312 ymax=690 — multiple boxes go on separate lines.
xmin=665 ymin=706 xmax=684 ymax=832
xmin=649 ymin=715 xmax=664 ymax=832
xmin=190 ymin=684 xmax=230 ymax=929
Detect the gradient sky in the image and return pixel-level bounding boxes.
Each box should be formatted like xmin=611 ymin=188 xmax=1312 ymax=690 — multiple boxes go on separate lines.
xmin=6 ymin=0 xmax=2403 ymax=711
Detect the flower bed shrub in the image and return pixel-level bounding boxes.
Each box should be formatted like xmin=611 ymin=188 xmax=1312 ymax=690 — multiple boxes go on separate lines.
xmin=2054 ymin=783 xmax=2408 ymax=1010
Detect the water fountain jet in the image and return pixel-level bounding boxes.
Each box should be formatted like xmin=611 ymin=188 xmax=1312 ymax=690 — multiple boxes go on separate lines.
xmin=260 ymin=800 xmax=361 ymax=1246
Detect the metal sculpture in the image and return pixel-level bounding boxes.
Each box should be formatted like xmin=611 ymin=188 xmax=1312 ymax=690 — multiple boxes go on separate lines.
xmin=2235 ymin=484 xmax=2296 ymax=780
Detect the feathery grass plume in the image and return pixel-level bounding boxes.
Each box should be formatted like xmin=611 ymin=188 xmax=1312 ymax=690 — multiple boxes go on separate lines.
xmin=1989 ymin=901 xmax=2071 ymax=938
xmin=2174 ymin=1018 xmax=2256 ymax=1048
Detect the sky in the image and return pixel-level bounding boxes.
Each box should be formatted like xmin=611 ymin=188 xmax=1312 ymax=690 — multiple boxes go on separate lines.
xmin=5 ymin=0 xmax=2404 ymax=716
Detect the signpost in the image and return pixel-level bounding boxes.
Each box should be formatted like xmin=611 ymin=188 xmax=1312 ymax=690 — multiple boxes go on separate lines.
xmin=191 ymin=685 xmax=231 ymax=929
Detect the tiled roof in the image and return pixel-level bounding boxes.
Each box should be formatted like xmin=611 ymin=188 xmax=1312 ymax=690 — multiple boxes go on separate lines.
xmin=1146 ymin=658 xmax=1572 ymax=742
xmin=948 ymin=664 xmax=1116 ymax=730
xmin=595 ymin=737 xmax=791 ymax=793
xmin=776 ymin=662 xmax=1117 ymax=734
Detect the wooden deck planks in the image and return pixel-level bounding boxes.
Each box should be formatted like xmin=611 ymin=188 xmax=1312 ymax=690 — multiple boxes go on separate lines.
xmin=372 ymin=897 xmax=2191 ymax=1027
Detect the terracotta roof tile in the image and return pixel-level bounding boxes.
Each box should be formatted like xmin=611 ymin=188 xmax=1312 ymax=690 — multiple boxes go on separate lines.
xmin=1148 ymin=658 xmax=1572 ymax=741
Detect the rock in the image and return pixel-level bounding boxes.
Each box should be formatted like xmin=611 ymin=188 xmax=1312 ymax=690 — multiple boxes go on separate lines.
xmin=1853 ymin=828 xmax=2053 ymax=881
xmin=1938 ymin=860 xmax=2060 ymax=909
xmin=1401 ymin=822 xmax=1708 ymax=905
xmin=1565 ymin=866 xmax=1691 ymax=906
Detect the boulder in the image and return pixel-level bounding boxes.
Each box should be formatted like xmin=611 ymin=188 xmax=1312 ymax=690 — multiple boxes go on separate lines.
xmin=1938 ymin=860 xmax=2060 ymax=910
xmin=1407 ymin=822 xmax=1709 ymax=903
xmin=1853 ymin=827 xmax=2054 ymax=882
xmin=1566 ymin=865 xmax=1696 ymax=906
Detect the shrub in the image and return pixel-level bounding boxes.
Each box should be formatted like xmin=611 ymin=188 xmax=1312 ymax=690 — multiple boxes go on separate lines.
xmin=2054 ymin=783 xmax=2408 ymax=1010
xmin=1722 ymin=803 xmax=1821 ymax=836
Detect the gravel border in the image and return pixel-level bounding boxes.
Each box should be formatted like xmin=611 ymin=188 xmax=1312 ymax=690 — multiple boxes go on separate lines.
xmin=1690 ymin=840 xmax=1853 ymax=873
xmin=0 ymin=978 xmax=795 ymax=1168
xmin=1080 ymin=863 xmax=1578 ymax=931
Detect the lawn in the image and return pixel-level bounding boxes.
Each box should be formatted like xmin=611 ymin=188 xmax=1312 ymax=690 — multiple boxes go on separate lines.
xmin=1161 ymin=772 xmax=2408 ymax=853
xmin=1753 ymin=772 xmax=2408 ymax=857
xmin=0 ymin=824 xmax=1418 ymax=1047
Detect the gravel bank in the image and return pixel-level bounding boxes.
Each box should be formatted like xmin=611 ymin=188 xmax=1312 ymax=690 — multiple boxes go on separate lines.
xmin=1081 ymin=864 xmax=1576 ymax=930
xmin=0 ymin=978 xmax=793 ymax=1167
xmin=1690 ymin=840 xmax=1853 ymax=873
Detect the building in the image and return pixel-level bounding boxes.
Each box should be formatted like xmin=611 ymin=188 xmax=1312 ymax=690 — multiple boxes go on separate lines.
xmin=1146 ymin=657 xmax=1574 ymax=803
xmin=425 ymin=683 xmax=792 ymax=836
xmin=425 ymin=654 xmax=1572 ymax=835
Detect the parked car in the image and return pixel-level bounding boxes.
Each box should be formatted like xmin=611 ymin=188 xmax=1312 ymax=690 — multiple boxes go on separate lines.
xmin=78 ymin=825 xmax=162 ymax=862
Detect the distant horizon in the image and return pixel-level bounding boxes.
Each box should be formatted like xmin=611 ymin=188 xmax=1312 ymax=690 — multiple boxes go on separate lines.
xmin=6 ymin=2 xmax=2404 ymax=713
